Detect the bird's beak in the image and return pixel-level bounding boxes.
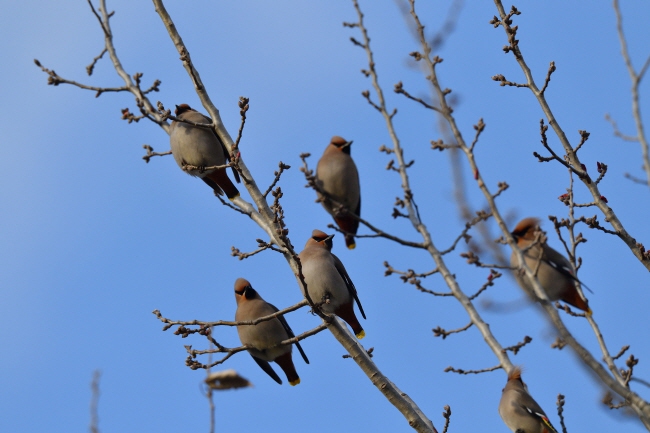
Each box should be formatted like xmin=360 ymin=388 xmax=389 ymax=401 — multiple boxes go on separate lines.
xmin=341 ymin=140 xmax=353 ymax=149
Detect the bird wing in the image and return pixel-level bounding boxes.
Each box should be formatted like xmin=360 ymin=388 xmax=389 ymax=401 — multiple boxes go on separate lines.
xmin=251 ymin=355 xmax=282 ymax=384
xmin=332 ymin=254 xmax=366 ymax=320
xmin=212 ymin=130 xmax=241 ymax=184
xmin=269 ymin=303 xmax=309 ymax=365
xmin=516 ymin=389 xmax=559 ymax=433
xmin=541 ymin=247 xmax=593 ymax=293
xmin=522 ymin=405 xmax=558 ymax=433
xmin=355 ymin=193 xmax=361 ymax=219
xmin=192 ymin=110 xmax=241 ymax=184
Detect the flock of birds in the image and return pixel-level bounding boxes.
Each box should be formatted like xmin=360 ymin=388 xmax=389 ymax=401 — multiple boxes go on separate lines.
xmin=168 ymin=104 xmax=591 ymax=433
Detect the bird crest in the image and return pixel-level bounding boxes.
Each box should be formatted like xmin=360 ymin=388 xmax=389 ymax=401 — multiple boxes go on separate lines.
xmin=508 ymin=366 xmax=524 ymax=383
xmin=309 ymin=229 xmax=334 ymax=249
xmin=330 ymin=136 xmax=352 ymax=154
xmin=234 ymin=278 xmax=257 ymax=300
xmin=174 ymin=103 xmax=193 ymax=116
xmin=511 ymin=217 xmax=541 ymax=240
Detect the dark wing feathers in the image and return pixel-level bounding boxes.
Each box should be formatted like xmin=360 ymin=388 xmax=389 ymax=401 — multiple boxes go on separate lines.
xmin=269 ymin=303 xmax=309 ymax=365
xmin=251 ymin=355 xmax=282 ymax=384
xmin=332 ymin=254 xmax=366 ymax=320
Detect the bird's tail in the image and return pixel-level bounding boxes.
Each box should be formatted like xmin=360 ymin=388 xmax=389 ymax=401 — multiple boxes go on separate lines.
xmin=203 ymin=169 xmax=240 ymax=199
xmin=336 ymin=302 xmax=365 ymax=339
xmin=562 ymin=285 xmax=592 ymax=316
xmin=275 ymin=352 xmax=301 ymax=386
xmin=334 ymin=216 xmax=359 ymax=250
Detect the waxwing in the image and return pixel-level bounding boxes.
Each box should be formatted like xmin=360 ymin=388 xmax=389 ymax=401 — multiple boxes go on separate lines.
xmin=510 ymin=218 xmax=591 ymax=314
xmin=315 ymin=136 xmax=361 ymax=249
xmin=234 ymin=278 xmax=309 ymax=386
xmin=499 ymin=367 xmax=559 ymax=433
xmin=169 ymin=104 xmax=240 ymax=199
xmin=297 ymin=229 xmax=366 ymax=338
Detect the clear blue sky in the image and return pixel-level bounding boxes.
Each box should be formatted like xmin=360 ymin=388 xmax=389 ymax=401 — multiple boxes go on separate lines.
xmin=2 ymin=1 xmax=650 ymax=432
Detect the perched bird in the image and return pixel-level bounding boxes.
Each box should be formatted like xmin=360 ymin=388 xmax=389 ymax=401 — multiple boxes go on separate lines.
xmin=315 ymin=136 xmax=361 ymax=249
xmin=499 ymin=367 xmax=558 ymax=433
xmin=234 ymin=278 xmax=309 ymax=386
xmin=510 ymin=217 xmax=591 ymax=314
xmin=298 ymin=229 xmax=366 ymax=338
xmin=169 ymin=103 xmax=240 ymax=199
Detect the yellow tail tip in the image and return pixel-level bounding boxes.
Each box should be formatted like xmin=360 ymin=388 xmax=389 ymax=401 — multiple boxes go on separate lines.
xmin=228 ymin=193 xmax=240 ymax=201
xmin=289 ymin=378 xmax=300 ymax=386
xmin=347 ymin=243 xmax=356 ymax=250
xmin=586 ymin=308 xmax=593 ymax=317
xmin=356 ymin=330 xmax=366 ymax=339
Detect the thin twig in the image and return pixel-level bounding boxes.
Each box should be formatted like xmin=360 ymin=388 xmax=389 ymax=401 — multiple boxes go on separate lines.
xmin=613 ymin=0 xmax=650 ymax=188
xmin=539 ymin=61 xmax=556 ymax=95
xmin=206 ymin=339 xmax=215 ymax=433
xmin=394 ymin=81 xmax=442 ymax=112
xmin=556 ymin=394 xmax=567 ymax=433
xmin=33 ymin=59 xmax=129 ymax=96
xmin=605 ymin=114 xmax=638 ymax=142
xmin=432 ymin=322 xmax=472 ymax=339
xmin=142 ymin=144 xmax=171 ymax=163
xmin=467 ymin=270 xmax=501 ymax=300
xmin=89 ymin=370 xmax=101 ymax=433
xmin=624 ymin=172 xmax=650 ymax=185
xmin=86 ymin=48 xmax=107 ymax=76
xmin=613 ymin=345 xmax=631 ymax=361
xmin=444 ymin=365 xmax=502 ymax=375
xmin=534 ymin=120 xmax=590 ymax=182
xmin=263 ymin=162 xmax=291 ymax=198
xmin=153 ymin=300 xmax=309 ymax=329
xmin=501 ymin=336 xmax=532 ymax=355
xmin=469 ymin=118 xmax=485 ymax=152
xmin=440 ymin=405 xmax=452 ymax=433
xmin=234 ymin=96 xmax=249 ymax=149
xmin=231 ymin=240 xmax=285 ymax=260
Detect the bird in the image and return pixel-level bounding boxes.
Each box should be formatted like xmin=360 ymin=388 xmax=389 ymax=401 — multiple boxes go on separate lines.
xmin=169 ymin=103 xmax=240 ymax=199
xmin=298 ymin=229 xmax=366 ymax=338
xmin=315 ymin=136 xmax=361 ymax=249
xmin=234 ymin=278 xmax=309 ymax=386
xmin=510 ymin=217 xmax=591 ymax=314
xmin=498 ymin=367 xmax=559 ymax=433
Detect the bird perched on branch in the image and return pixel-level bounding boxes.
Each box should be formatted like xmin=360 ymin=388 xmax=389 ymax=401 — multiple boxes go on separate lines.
xmin=315 ymin=136 xmax=361 ymax=249
xmin=499 ymin=367 xmax=558 ymax=433
xmin=234 ymin=278 xmax=309 ymax=386
xmin=169 ymin=103 xmax=240 ymax=199
xmin=298 ymin=229 xmax=366 ymax=338
xmin=510 ymin=217 xmax=591 ymax=314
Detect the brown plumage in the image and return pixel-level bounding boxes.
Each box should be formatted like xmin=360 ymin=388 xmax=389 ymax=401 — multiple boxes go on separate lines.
xmin=169 ymin=104 xmax=240 ymax=199
xmin=315 ymin=136 xmax=361 ymax=249
xmin=298 ymin=229 xmax=366 ymax=338
xmin=498 ymin=367 xmax=558 ymax=433
xmin=234 ymin=278 xmax=309 ymax=386
xmin=510 ymin=218 xmax=591 ymax=314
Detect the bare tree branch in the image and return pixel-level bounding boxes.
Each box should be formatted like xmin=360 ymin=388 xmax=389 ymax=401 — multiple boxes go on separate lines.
xmin=147 ymin=1 xmax=439 ymax=430
xmin=613 ymin=0 xmax=650 ymax=188
xmin=444 ymin=364 xmax=502 ymax=375
xmin=491 ymin=1 xmax=650 ymax=270
xmin=490 ymin=2 xmax=650 ymax=426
